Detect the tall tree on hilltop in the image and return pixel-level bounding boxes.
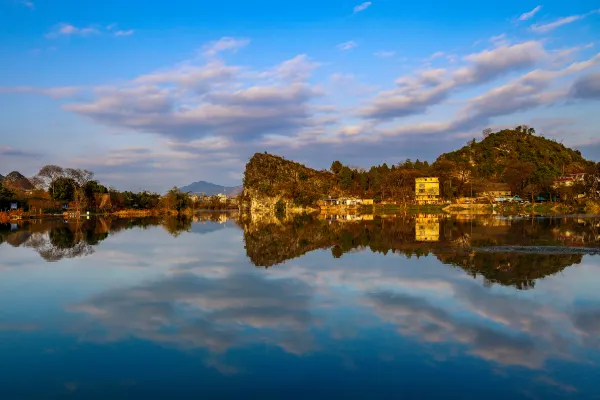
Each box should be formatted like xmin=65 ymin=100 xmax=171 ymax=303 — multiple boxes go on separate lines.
xmin=330 ymin=160 xmax=343 ymax=174
xmin=338 ymin=167 xmax=354 ymax=190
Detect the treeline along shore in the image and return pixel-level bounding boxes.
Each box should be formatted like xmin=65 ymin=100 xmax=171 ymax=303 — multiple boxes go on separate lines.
xmin=0 ymin=166 xmax=237 ymax=222
xmin=240 ymin=126 xmax=600 ymax=215
xmin=3 ymin=126 xmax=600 ymax=222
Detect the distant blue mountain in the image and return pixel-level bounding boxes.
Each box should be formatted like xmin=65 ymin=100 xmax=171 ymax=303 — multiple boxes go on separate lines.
xmin=179 ymin=180 xmax=242 ymax=196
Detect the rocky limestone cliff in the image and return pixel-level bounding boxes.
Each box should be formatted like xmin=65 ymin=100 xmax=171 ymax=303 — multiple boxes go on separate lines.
xmin=240 ymin=153 xmax=333 ymax=215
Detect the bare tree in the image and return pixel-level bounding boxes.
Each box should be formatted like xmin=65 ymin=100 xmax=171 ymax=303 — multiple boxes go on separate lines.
xmin=29 ymin=176 xmax=45 ymax=190
xmin=482 ymin=128 xmax=492 ymax=138
xmin=64 ymin=168 xmax=94 ymax=187
xmin=36 ymin=165 xmax=64 ymax=194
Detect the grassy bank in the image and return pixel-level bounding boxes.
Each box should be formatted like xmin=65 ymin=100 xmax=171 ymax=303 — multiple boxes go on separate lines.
xmin=495 ymin=202 xmax=577 ymax=215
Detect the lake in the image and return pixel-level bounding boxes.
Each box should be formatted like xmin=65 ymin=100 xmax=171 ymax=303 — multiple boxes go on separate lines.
xmin=1 ymin=213 xmax=600 ymax=399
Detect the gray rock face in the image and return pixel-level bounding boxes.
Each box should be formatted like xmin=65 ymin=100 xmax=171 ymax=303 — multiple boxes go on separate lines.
xmin=3 ymin=171 xmax=33 ymax=190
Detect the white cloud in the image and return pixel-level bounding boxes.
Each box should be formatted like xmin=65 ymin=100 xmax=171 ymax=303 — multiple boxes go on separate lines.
xmin=353 ymin=1 xmax=372 ymax=13
xmin=337 ymin=41 xmax=358 ymax=51
xmin=427 ymin=51 xmax=446 ymax=60
xmin=519 ymin=5 xmax=542 ymax=21
xmin=570 ymin=71 xmax=600 ymax=99
xmin=267 ymin=54 xmax=320 ymax=81
xmin=114 ymin=29 xmax=135 ymax=37
xmin=57 ymin=45 xmax=324 ymax=144
xmin=360 ymin=41 xmax=546 ymax=120
xmin=45 ymin=23 xmax=100 ymax=38
xmin=531 ymin=9 xmax=600 ymax=33
xmin=202 ymin=37 xmax=250 ymax=57
xmin=45 ymin=23 xmax=136 ymax=39
xmin=380 ymin=52 xmax=600 ymax=137
xmin=489 ymin=33 xmax=508 ymax=47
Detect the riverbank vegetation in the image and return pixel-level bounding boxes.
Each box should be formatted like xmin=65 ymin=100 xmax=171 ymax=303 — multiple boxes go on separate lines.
xmin=242 ymin=126 xmax=600 ymax=212
xmin=0 ymin=165 xmax=238 ymax=220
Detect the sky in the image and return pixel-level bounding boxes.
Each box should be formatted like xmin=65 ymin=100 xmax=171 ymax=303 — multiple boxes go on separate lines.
xmin=1 ymin=0 xmax=599 ymax=192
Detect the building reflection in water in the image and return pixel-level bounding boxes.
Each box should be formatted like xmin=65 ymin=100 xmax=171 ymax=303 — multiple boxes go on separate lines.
xmin=415 ymin=214 xmax=440 ymax=242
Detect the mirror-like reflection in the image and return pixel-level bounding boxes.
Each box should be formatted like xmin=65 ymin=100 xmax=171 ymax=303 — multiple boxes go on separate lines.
xmin=242 ymin=214 xmax=599 ymax=290
xmin=1 ymin=213 xmax=599 ymax=398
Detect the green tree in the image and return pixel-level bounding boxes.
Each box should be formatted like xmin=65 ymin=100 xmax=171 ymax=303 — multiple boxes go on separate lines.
xmin=49 ymin=177 xmax=76 ymax=201
xmin=503 ymin=161 xmax=535 ymax=194
xmin=164 ymin=187 xmax=190 ymax=213
xmin=338 ymin=166 xmax=354 ymax=190
xmin=330 ymin=160 xmax=343 ymax=174
xmin=0 ymin=183 xmax=15 ymax=209
xmin=359 ymin=173 xmax=369 ymax=191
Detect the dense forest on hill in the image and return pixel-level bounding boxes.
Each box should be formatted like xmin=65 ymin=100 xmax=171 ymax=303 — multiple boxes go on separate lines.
xmin=437 ymin=126 xmax=591 ymax=189
xmin=242 ymin=126 xmax=600 ymax=207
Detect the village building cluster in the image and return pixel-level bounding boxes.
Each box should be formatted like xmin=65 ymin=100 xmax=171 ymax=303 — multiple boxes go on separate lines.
xmin=318 ymin=171 xmax=598 ymax=208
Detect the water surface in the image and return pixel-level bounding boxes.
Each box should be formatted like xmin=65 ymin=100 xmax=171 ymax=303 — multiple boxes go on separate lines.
xmin=1 ymin=214 xmax=599 ymax=398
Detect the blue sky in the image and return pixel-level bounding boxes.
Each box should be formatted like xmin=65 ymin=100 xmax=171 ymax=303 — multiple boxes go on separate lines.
xmin=1 ymin=0 xmax=599 ymax=191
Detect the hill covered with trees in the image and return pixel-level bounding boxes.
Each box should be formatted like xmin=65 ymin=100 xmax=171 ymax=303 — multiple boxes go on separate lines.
xmin=436 ymin=126 xmax=593 ymax=195
xmin=241 ymin=126 xmax=599 ymax=209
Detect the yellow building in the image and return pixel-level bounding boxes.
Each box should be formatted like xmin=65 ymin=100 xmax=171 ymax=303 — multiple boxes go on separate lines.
xmin=415 ymin=177 xmax=440 ymax=204
xmin=415 ymin=215 xmax=440 ymax=241
xmin=361 ymin=199 xmax=374 ymax=205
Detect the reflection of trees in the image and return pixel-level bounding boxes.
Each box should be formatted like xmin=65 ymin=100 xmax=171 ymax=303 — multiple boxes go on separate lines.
xmin=1 ymin=216 xmax=229 ymax=261
xmin=23 ymin=220 xmax=103 ymax=262
xmin=162 ymin=217 xmax=192 ymax=237
xmin=436 ymin=251 xmax=582 ymax=290
xmin=3 ymin=218 xmax=127 ymax=262
xmin=25 ymin=232 xmax=95 ymax=262
xmin=243 ymin=215 xmax=598 ymax=289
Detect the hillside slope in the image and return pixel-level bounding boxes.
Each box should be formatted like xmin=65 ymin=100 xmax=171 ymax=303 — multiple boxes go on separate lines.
xmin=436 ymin=129 xmax=591 ymax=183
xmin=3 ymin=171 xmax=33 ymax=190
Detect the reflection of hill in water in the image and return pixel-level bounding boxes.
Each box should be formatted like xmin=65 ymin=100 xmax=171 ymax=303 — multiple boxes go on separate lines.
xmin=243 ymin=215 xmax=600 ymax=289
xmin=437 ymin=251 xmax=581 ymax=290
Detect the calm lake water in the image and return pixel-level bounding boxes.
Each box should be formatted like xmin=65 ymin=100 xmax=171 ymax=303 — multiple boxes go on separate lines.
xmin=1 ymin=214 xmax=600 ymax=399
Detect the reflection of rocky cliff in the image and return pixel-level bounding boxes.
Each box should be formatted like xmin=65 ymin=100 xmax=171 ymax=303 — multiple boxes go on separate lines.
xmin=243 ymin=215 xmax=599 ymax=289
xmin=242 ymin=214 xmax=335 ymax=267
